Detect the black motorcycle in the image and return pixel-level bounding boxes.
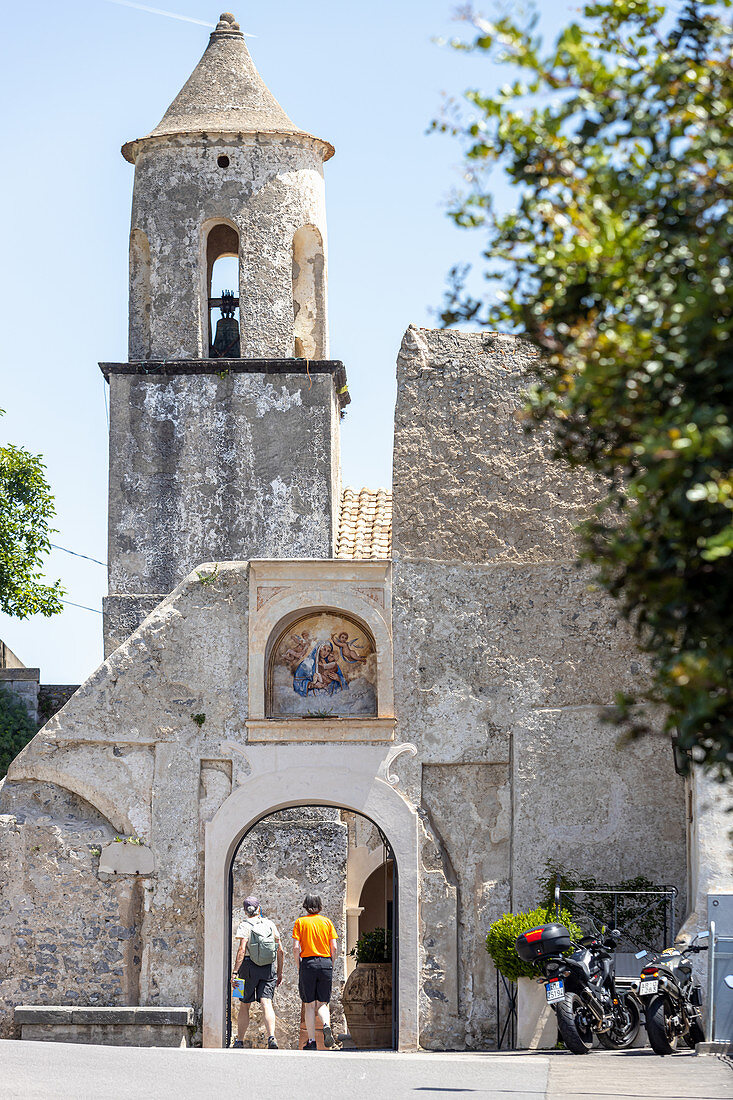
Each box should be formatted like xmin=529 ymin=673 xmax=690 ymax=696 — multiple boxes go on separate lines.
xmin=516 ymin=921 xmax=641 ymax=1054
xmin=634 ymin=931 xmax=708 ymax=1054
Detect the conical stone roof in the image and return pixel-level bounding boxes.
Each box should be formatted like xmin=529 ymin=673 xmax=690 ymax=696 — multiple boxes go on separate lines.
xmin=122 ymin=12 xmax=333 ymax=163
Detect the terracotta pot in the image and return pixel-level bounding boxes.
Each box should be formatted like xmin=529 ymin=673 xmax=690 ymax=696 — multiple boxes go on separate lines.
xmin=341 ymin=962 xmax=392 ymax=1049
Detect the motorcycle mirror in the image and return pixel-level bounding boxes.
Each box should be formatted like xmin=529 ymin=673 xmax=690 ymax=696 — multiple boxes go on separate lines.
xmin=725 ymin=975 xmax=733 ymax=989
xmin=698 ymin=931 xmax=710 ymax=940
xmin=635 ymin=950 xmax=648 ymax=959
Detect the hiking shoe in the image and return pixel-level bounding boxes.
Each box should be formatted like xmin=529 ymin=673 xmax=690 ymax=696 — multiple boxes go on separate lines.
xmin=232 ymin=1039 xmax=244 ymax=1049
xmin=303 ymin=1040 xmax=317 ymax=1051
xmin=267 ymin=1036 xmax=279 ymax=1049
xmin=322 ymin=1024 xmax=335 ymax=1048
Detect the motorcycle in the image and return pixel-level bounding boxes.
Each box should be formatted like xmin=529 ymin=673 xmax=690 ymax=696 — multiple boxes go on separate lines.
xmin=515 ymin=920 xmax=641 ymax=1054
xmin=634 ymin=931 xmax=709 ymax=1054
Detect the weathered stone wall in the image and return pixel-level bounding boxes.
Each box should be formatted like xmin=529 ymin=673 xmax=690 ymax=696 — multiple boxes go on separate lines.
xmin=392 ymin=326 xmax=688 ymax=1049
xmin=0 ymin=781 xmax=142 ymax=1038
xmin=1 ymin=563 xmax=253 ymax=1039
xmin=230 ymin=807 xmax=347 ymax=1049
xmin=105 ymin=370 xmax=340 ymax=645
xmin=0 ymin=669 xmax=39 ymax=725
xmin=37 ymin=685 xmax=81 ymax=726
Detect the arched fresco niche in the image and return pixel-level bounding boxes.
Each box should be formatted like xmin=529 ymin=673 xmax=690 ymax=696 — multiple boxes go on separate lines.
xmin=268 ymin=611 xmax=377 ymax=718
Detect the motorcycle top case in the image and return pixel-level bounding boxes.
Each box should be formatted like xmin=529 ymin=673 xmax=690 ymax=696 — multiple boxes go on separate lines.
xmin=515 ymin=923 xmax=572 ymax=963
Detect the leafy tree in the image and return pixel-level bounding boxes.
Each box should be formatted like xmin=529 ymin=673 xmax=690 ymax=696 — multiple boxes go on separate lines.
xmin=435 ymin=0 xmax=733 ymax=777
xmin=0 ymin=426 xmax=63 ymax=618
xmin=0 ymin=686 xmax=37 ymax=779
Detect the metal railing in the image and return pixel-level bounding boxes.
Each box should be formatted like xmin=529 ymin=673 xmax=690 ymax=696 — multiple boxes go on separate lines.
xmin=554 ymin=879 xmax=678 ymax=957
xmin=495 ymin=970 xmax=517 ymax=1050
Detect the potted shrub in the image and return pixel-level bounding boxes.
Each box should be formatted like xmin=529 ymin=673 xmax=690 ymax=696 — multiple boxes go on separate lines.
xmin=342 ymin=928 xmax=392 ymax=1049
xmin=486 ymin=907 xmax=582 ymax=1050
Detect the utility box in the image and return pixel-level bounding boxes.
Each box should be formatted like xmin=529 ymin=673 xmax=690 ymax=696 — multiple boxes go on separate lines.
xmin=708 ymin=893 xmax=733 ymax=1043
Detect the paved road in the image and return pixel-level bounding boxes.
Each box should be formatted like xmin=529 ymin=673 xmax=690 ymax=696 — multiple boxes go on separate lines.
xmin=0 ymin=1042 xmax=730 ymax=1100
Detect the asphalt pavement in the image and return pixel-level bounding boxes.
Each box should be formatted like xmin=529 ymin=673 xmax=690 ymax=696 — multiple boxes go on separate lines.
xmin=0 ymin=1042 xmax=730 ymax=1100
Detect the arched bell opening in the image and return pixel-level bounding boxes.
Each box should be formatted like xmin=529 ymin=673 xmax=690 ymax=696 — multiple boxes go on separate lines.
xmin=206 ymin=222 xmax=241 ymax=357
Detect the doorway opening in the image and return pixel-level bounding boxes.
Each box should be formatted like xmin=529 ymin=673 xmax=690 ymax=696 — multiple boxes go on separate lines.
xmin=226 ymin=804 xmax=398 ymax=1051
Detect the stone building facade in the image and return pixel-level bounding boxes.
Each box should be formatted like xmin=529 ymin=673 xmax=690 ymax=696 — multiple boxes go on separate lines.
xmin=0 ymin=12 xmax=730 ymax=1051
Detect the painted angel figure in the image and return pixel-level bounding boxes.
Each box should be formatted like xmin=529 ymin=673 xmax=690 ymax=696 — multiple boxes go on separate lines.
xmin=330 ymin=630 xmax=367 ymax=663
xmin=280 ymin=632 xmax=311 ymax=668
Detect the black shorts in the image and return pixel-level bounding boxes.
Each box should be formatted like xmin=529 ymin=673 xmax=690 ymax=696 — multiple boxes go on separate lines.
xmin=237 ymin=957 xmax=277 ymax=1003
xmin=299 ymin=956 xmax=333 ymax=1004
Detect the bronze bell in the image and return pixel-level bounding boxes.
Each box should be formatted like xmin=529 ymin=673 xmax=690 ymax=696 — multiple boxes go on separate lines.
xmin=210 ymin=290 xmax=241 ymax=358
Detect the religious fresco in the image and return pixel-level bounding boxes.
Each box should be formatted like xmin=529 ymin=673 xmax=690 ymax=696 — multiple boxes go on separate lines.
xmin=269 ymin=613 xmax=377 ymax=718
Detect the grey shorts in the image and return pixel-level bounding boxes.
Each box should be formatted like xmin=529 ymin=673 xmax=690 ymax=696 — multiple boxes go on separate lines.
xmin=237 ymin=957 xmax=277 ymax=1003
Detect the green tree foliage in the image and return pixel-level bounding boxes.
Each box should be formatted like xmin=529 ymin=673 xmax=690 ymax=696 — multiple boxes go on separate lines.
xmin=0 ymin=430 xmax=63 ymax=618
xmin=0 ymin=686 xmax=37 ymax=779
xmin=435 ymin=0 xmax=733 ymax=777
xmin=486 ymin=907 xmax=583 ymax=982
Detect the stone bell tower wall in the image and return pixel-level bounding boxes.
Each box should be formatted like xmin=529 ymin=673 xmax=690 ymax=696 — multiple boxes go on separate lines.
xmin=391 ymin=326 xmax=687 ymax=1048
xmin=102 ymin=363 xmax=343 ymax=654
xmin=128 ymin=136 xmax=329 ymax=361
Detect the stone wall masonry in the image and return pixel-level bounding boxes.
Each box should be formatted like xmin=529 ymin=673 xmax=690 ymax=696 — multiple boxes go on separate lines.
xmin=0 ymin=782 xmax=142 ymax=1039
xmin=1 ymin=564 xmax=253 ymax=1036
xmin=106 ymin=370 xmax=339 ymax=598
xmin=392 ymin=326 xmax=599 ymax=565
xmin=0 ymin=669 xmax=39 ymax=725
xmin=391 ymin=327 xmax=689 ymax=1047
xmin=511 ymin=707 xmax=688 ymax=912
xmin=421 ymin=764 xmax=511 ymax=1050
xmin=102 ymin=596 xmax=165 ymax=659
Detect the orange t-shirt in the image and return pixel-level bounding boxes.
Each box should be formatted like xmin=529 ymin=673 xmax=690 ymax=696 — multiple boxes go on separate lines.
xmin=292 ymin=914 xmax=338 ymax=958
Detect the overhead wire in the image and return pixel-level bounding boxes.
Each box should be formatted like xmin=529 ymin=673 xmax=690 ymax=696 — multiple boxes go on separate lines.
xmin=51 ymin=544 xmax=107 ymax=567
xmin=61 ymin=599 xmax=103 ymax=615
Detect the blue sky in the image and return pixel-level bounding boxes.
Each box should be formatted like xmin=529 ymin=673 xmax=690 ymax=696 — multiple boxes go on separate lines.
xmin=0 ymin=0 xmax=575 ymax=683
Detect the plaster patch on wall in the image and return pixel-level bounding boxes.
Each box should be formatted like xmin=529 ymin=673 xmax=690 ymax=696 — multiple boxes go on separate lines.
xmin=254 ymin=384 xmax=303 ymax=417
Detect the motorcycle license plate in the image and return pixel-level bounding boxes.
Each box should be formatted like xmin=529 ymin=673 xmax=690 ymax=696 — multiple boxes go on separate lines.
xmin=546 ymin=979 xmax=565 ymax=1004
xmin=639 ymin=979 xmax=659 ymax=995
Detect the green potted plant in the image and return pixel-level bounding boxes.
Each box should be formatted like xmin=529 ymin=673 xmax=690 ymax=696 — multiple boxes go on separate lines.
xmin=342 ymin=928 xmax=392 ymax=1049
xmin=486 ymin=907 xmax=582 ymax=1050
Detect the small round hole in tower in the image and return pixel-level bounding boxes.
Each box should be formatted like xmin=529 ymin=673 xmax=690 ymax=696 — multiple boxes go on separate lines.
xmin=217 ymin=155 xmax=230 ymax=168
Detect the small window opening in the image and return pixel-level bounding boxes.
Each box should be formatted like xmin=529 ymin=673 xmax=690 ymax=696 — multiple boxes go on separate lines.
xmin=217 ymin=155 xmax=230 ymax=168
xmin=207 ymin=223 xmax=240 ymax=357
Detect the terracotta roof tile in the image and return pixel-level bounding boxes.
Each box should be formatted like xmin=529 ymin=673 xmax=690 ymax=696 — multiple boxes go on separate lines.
xmin=335 ymin=487 xmax=392 ymax=559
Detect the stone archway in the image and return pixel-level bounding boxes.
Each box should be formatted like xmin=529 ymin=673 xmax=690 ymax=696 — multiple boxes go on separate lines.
xmin=202 ymin=744 xmax=419 ymax=1049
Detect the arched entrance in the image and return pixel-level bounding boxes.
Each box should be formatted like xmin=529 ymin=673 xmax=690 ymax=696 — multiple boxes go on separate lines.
xmin=202 ymin=744 xmax=419 ymax=1050
xmin=226 ymin=805 xmax=398 ymax=1049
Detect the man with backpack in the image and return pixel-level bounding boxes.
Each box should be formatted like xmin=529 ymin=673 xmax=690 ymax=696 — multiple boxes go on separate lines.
xmin=231 ymin=895 xmax=283 ymax=1049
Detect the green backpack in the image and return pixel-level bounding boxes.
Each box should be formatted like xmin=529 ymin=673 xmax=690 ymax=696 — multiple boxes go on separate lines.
xmin=246 ymin=918 xmax=278 ymax=966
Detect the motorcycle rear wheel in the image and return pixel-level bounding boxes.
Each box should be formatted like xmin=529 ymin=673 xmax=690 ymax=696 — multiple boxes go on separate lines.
xmin=645 ymin=994 xmax=678 ymax=1056
xmin=683 ymin=1015 xmax=705 ymax=1049
xmin=597 ymin=995 xmax=640 ymax=1050
xmin=556 ymin=994 xmax=594 ymax=1054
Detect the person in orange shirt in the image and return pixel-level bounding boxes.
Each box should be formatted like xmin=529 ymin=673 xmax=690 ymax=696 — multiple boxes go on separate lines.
xmin=292 ymin=894 xmax=338 ymax=1050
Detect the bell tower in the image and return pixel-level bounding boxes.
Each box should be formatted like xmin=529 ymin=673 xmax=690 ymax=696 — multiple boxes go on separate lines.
xmin=102 ymin=13 xmax=347 ymax=654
